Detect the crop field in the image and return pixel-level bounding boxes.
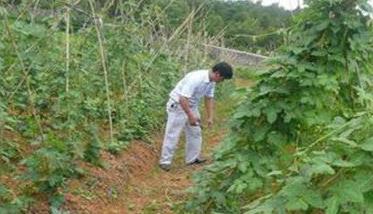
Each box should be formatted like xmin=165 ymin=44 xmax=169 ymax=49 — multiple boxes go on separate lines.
xmin=0 ymin=0 xmax=372 ymax=213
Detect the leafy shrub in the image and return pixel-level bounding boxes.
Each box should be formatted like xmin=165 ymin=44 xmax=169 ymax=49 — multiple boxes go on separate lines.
xmin=187 ymin=0 xmax=373 ymax=213
xmin=21 ymin=148 xmax=76 ymax=191
xmin=84 ymin=125 xmax=102 ymax=166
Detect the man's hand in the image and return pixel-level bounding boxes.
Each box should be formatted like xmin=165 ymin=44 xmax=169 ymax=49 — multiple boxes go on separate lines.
xmin=188 ymin=115 xmax=200 ymax=126
xmin=205 ymin=97 xmax=214 ymax=129
xmin=180 ymin=96 xmax=200 ymax=126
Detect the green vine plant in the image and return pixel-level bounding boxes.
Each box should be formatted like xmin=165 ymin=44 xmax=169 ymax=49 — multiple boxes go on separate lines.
xmin=186 ymin=0 xmax=373 ymax=213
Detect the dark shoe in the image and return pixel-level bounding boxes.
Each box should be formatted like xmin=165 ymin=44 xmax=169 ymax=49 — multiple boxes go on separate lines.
xmin=159 ymin=164 xmax=171 ymax=171
xmin=187 ymin=158 xmax=207 ymax=165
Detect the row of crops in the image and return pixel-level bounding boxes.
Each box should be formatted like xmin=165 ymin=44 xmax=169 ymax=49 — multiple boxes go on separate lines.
xmin=0 ymin=1 xmax=217 ymax=212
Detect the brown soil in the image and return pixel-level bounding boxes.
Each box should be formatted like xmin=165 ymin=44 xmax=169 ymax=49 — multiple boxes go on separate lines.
xmin=62 ymin=140 xmax=159 ymax=214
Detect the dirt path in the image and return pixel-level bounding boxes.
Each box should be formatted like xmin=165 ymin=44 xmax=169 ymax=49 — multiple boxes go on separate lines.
xmin=59 ymin=106 xmax=230 ymax=214
xmin=122 ymin=131 xmax=226 ymax=214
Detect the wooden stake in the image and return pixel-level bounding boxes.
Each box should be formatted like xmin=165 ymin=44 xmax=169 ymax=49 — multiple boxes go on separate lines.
xmin=89 ymin=0 xmax=114 ymax=144
xmin=65 ymin=4 xmax=70 ymax=93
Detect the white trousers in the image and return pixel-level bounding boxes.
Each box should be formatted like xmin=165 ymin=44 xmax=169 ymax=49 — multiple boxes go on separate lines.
xmin=159 ymin=99 xmax=202 ymax=165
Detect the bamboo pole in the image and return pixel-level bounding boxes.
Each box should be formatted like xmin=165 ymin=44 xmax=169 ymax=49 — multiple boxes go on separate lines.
xmin=183 ymin=7 xmax=194 ymax=74
xmin=64 ymin=2 xmax=72 ymax=140
xmin=202 ymin=19 xmax=209 ymax=63
xmin=65 ymin=5 xmax=71 ymax=93
xmin=88 ymin=0 xmax=114 ymax=144
xmin=121 ymin=4 xmax=205 ymax=98
xmin=144 ymin=2 xmax=206 ymax=73
xmin=0 ymin=105 xmax=4 ymax=143
xmin=121 ymin=62 xmax=128 ymax=103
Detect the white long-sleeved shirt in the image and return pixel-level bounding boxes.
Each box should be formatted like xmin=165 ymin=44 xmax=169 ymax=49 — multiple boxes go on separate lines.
xmin=169 ymin=70 xmax=215 ymax=108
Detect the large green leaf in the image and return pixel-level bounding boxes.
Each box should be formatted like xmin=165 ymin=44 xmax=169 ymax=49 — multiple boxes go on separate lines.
xmin=285 ymin=198 xmax=308 ymax=210
xmin=308 ymin=161 xmax=335 ymax=176
xmin=302 ymin=190 xmax=324 ymax=208
xmin=332 ymin=180 xmax=364 ymax=203
xmin=326 ymin=197 xmax=339 ymax=214
xmin=265 ymin=107 xmax=278 ymax=124
xmin=360 ymin=137 xmax=373 ymax=151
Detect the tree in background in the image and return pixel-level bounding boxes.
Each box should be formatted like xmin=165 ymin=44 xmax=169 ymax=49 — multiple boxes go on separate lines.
xmin=154 ymin=0 xmax=293 ymax=53
xmin=3 ymin=0 xmax=293 ymax=53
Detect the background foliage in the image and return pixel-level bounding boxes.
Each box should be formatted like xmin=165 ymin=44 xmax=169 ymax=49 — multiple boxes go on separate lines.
xmin=155 ymin=0 xmax=293 ymax=53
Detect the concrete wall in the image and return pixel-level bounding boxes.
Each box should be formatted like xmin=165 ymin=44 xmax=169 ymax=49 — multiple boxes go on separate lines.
xmin=204 ymin=44 xmax=268 ymax=66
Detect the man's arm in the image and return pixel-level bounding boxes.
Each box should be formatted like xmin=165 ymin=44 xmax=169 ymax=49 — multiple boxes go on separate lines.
xmin=180 ymin=96 xmax=199 ymax=126
xmin=205 ymin=97 xmax=214 ymax=128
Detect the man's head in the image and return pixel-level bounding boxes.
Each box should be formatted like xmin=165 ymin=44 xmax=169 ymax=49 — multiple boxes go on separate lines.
xmin=210 ymin=62 xmax=233 ymax=82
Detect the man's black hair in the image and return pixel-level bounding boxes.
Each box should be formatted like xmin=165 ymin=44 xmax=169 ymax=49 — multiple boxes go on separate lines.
xmin=212 ymin=62 xmax=233 ymax=79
